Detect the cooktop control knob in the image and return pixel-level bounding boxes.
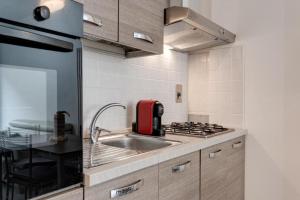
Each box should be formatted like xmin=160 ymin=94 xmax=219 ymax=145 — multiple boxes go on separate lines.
xmin=34 ymin=6 xmax=50 ymax=21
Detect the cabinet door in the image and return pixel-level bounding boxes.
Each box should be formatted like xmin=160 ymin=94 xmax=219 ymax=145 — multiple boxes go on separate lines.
xmin=119 ymin=0 xmax=166 ymax=54
xmin=45 ymin=188 xmax=83 ymax=200
xmin=82 ymin=0 xmax=118 ymax=42
xmin=226 ymin=137 xmax=245 ymax=200
xmin=201 ymin=141 xmax=230 ymax=200
xmin=201 ymin=136 xmax=245 ymax=200
xmin=159 ymin=152 xmax=200 ymax=200
xmin=85 ymin=166 xmax=158 ymax=200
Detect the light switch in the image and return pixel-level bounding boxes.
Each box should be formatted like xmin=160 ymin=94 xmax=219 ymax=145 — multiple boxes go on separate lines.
xmin=176 ymin=84 xmax=183 ymax=103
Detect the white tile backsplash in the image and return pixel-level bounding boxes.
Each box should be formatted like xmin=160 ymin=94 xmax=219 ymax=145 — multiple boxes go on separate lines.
xmin=82 ymin=47 xmax=188 ymax=136
xmin=188 ymin=46 xmax=244 ymax=129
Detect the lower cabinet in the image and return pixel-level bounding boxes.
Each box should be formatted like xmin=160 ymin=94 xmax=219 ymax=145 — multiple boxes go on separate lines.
xmin=85 ymin=165 xmax=158 ymax=200
xmin=83 ymin=137 xmax=245 ymax=200
xmin=201 ymin=136 xmax=245 ymax=200
xmin=45 ymin=187 xmax=83 ymax=200
xmin=158 ymin=152 xmax=200 ymax=200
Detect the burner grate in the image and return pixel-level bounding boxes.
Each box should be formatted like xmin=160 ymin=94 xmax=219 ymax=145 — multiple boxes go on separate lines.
xmin=163 ymin=122 xmax=233 ymax=138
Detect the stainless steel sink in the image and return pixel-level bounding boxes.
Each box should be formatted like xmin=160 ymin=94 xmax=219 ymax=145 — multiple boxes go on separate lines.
xmin=101 ymin=134 xmax=179 ymax=153
xmin=84 ymin=133 xmax=181 ymax=168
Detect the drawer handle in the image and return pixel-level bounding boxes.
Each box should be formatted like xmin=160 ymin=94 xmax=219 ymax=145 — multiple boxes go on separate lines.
xmin=209 ymin=149 xmax=222 ymax=158
xmin=110 ymin=179 xmax=144 ymax=199
xmin=83 ymin=13 xmax=103 ymax=27
xmin=133 ymin=32 xmax=154 ymax=44
xmin=172 ymin=161 xmax=191 ymax=173
xmin=232 ymin=141 xmax=243 ymax=149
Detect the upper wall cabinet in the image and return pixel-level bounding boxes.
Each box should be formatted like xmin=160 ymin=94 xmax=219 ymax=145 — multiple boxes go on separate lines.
xmin=77 ymin=0 xmax=118 ymax=42
xmin=76 ymin=0 xmax=167 ymax=58
xmin=118 ymin=0 xmax=165 ymax=56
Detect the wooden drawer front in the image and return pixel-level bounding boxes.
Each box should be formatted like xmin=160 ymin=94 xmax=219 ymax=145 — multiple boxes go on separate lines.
xmin=119 ymin=0 xmax=165 ymax=54
xmin=45 ymin=188 xmax=83 ymax=200
xmin=201 ymin=136 xmax=245 ymax=200
xmin=82 ymin=0 xmax=118 ymax=42
xmin=159 ymin=152 xmax=200 ymax=200
xmin=85 ymin=165 xmax=158 ymax=200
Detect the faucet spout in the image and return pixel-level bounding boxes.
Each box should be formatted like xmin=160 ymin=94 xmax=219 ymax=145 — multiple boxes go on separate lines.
xmin=89 ymin=103 xmax=126 ymax=144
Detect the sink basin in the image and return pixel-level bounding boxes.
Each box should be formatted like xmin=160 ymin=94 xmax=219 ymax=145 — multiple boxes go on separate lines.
xmin=84 ymin=133 xmax=181 ymax=168
xmin=101 ymin=134 xmax=179 ymax=153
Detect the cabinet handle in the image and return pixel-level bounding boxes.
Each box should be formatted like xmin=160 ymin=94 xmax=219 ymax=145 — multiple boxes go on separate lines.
xmin=83 ymin=13 xmax=103 ymax=27
xmin=110 ymin=179 xmax=144 ymax=199
xmin=209 ymin=149 xmax=222 ymax=158
xmin=133 ymin=32 xmax=154 ymax=44
xmin=172 ymin=161 xmax=191 ymax=173
xmin=232 ymin=141 xmax=243 ymax=149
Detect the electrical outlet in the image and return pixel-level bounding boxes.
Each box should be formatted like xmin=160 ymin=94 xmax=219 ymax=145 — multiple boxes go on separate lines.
xmin=176 ymin=84 xmax=183 ymax=103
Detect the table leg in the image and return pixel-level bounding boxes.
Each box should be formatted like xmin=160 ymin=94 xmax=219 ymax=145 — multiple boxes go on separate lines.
xmin=57 ymin=156 xmax=64 ymax=188
xmin=0 ymin=154 xmax=2 ymax=200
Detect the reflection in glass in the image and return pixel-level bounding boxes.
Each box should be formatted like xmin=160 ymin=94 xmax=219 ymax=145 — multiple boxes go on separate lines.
xmin=0 ymin=65 xmax=82 ymax=199
xmin=0 ymin=65 xmax=57 ymax=137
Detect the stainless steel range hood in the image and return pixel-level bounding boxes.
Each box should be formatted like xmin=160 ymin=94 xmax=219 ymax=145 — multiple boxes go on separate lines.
xmin=164 ymin=6 xmax=236 ymax=52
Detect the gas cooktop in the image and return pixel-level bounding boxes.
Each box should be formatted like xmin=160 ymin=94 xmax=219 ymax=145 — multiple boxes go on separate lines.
xmin=163 ymin=122 xmax=234 ymax=138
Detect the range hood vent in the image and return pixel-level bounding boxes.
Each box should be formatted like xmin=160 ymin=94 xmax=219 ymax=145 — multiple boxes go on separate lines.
xmin=164 ymin=6 xmax=236 ymax=52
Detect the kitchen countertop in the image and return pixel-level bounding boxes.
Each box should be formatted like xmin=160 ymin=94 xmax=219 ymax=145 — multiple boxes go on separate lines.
xmin=83 ymin=129 xmax=247 ymax=187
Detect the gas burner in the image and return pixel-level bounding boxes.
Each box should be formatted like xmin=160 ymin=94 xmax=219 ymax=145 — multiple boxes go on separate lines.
xmin=163 ymin=122 xmax=234 ymax=138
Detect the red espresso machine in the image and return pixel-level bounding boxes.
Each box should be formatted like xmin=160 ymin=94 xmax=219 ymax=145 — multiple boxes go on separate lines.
xmin=133 ymin=100 xmax=165 ymax=136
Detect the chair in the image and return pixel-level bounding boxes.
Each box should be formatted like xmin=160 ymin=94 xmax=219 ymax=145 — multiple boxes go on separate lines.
xmin=0 ymin=129 xmax=57 ymax=200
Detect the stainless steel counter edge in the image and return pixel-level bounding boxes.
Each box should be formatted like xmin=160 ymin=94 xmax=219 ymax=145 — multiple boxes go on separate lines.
xmin=83 ymin=129 xmax=247 ymax=187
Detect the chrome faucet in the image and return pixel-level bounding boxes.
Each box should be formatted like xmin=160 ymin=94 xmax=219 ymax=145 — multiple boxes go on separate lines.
xmin=89 ymin=103 xmax=126 ymax=144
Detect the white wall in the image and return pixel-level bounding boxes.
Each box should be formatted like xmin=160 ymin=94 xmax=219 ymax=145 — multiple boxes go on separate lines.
xmin=209 ymin=0 xmax=300 ymax=199
xmin=82 ymin=48 xmax=188 ymax=136
xmin=283 ymin=0 xmax=300 ymax=198
xmin=182 ymin=0 xmax=211 ymax=18
xmin=188 ymin=46 xmax=244 ymax=129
